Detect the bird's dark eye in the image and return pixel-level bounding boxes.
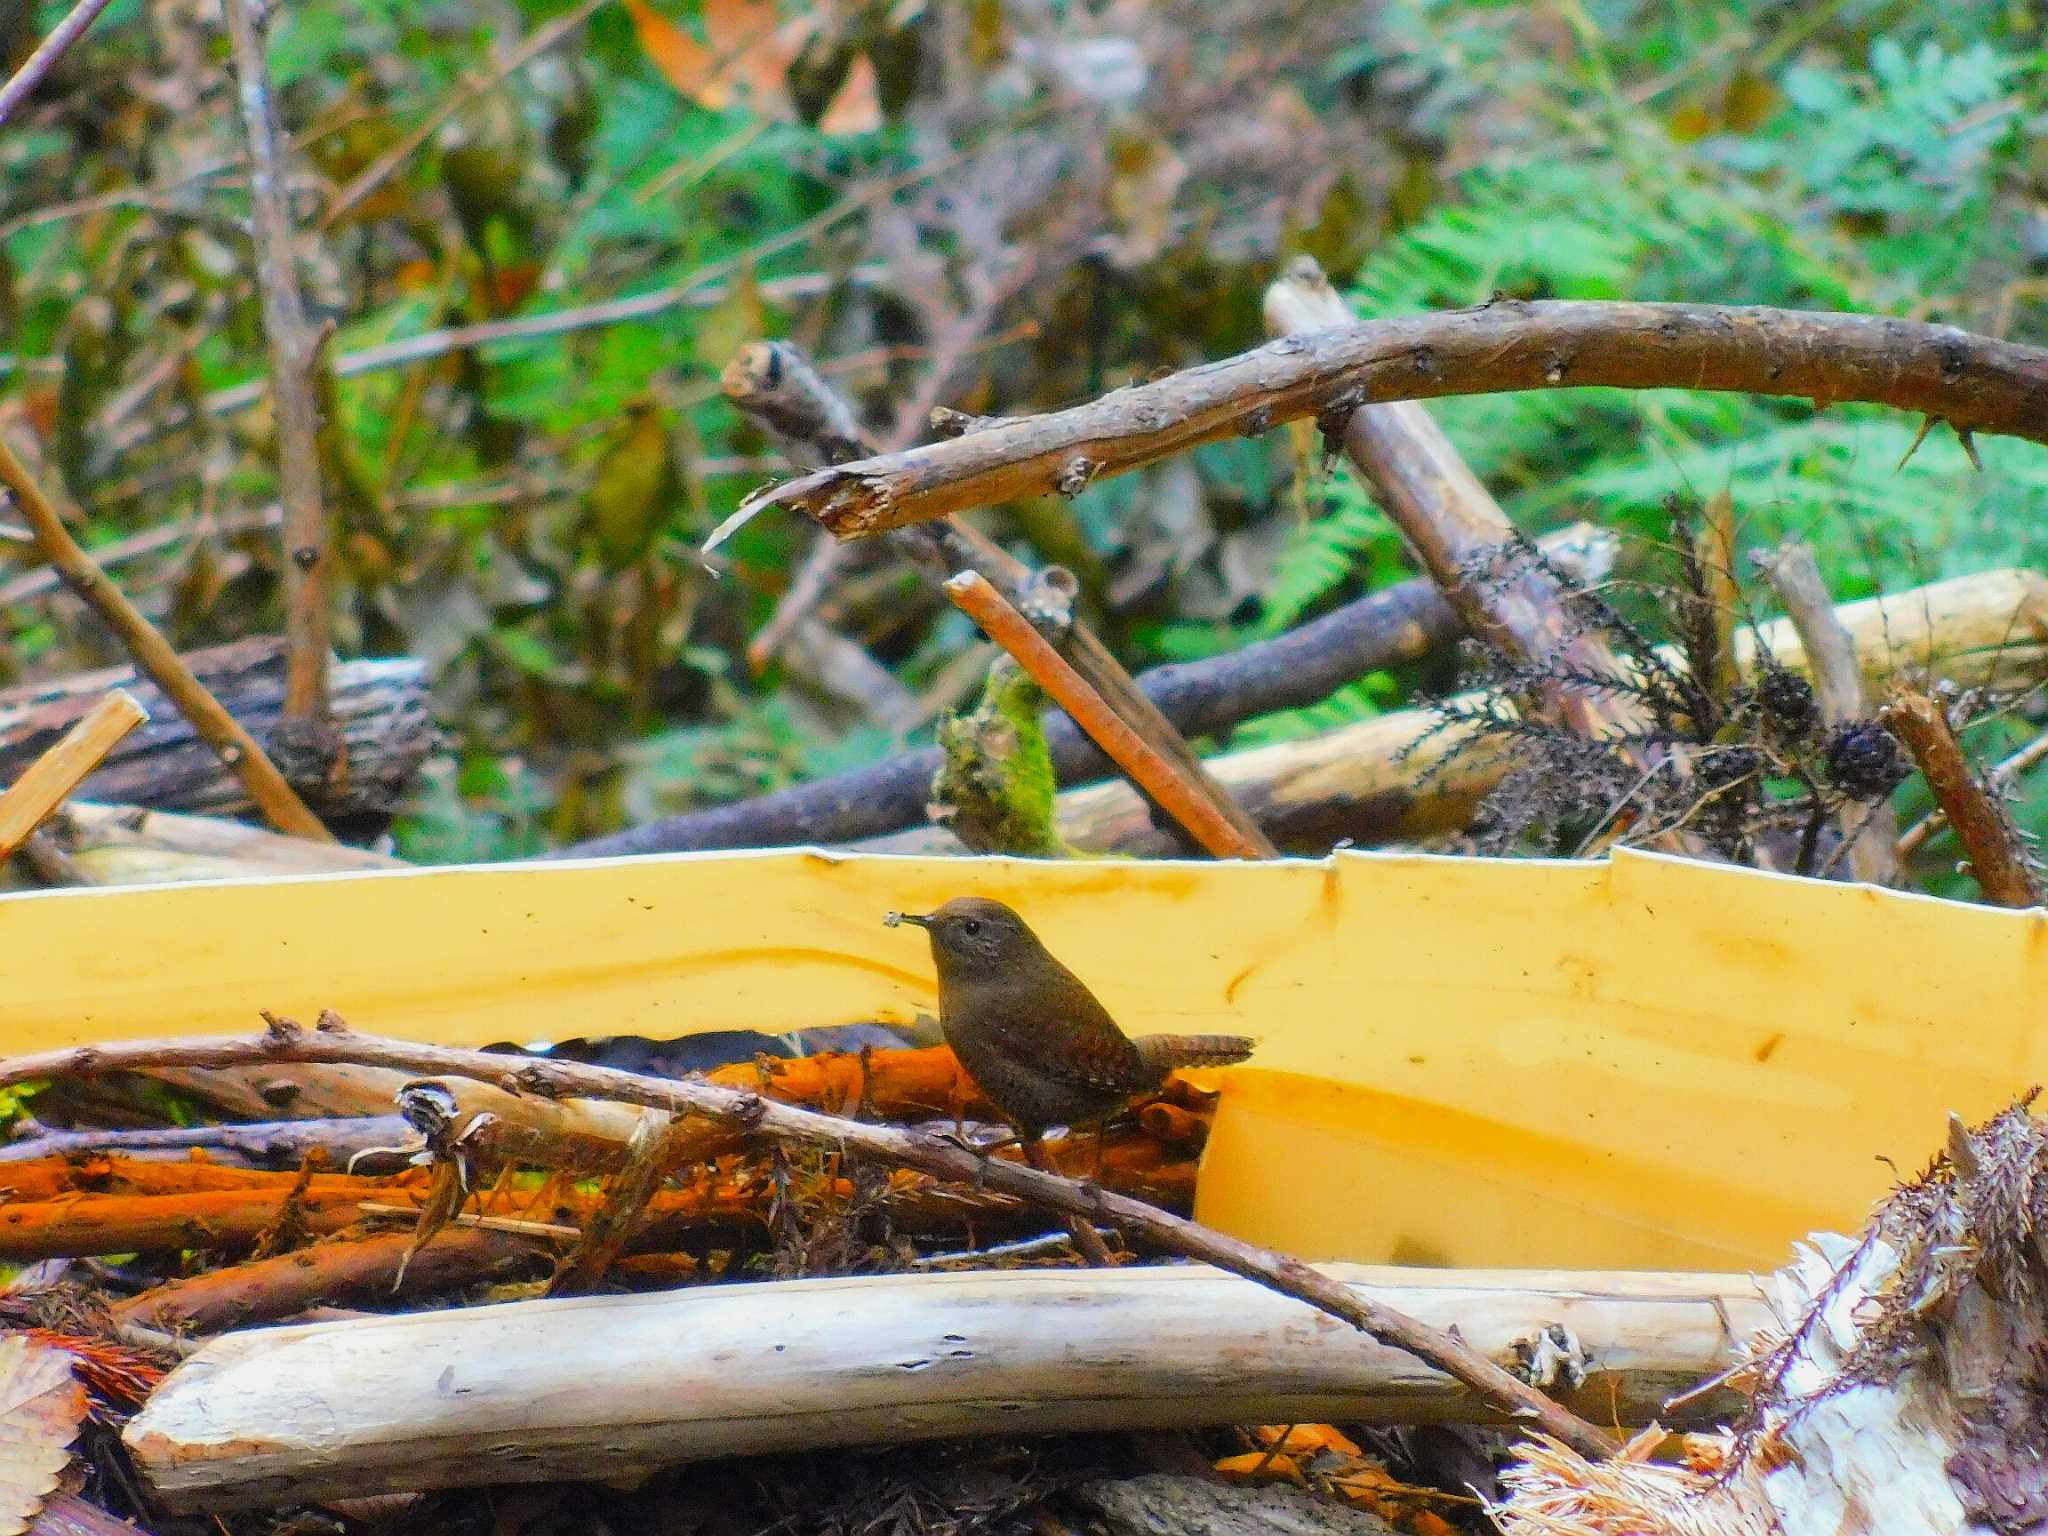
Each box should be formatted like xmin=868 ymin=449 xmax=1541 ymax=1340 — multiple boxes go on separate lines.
xmin=962 ymin=919 xmax=983 ymax=937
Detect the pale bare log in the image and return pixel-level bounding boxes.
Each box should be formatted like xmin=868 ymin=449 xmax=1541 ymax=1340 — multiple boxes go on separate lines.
xmin=125 ymin=1264 xmax=1768 ymax=1510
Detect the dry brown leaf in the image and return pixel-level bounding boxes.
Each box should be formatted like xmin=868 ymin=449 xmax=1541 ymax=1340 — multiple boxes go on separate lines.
xmin=0 ymin=1335 xmax=86 ymax=1536
xmin=624 ymin=0 xmax=878 ymax=134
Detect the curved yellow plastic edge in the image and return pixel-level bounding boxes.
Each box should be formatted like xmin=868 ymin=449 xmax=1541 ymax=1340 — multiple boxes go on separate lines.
xmin=1 ymin=846 xmax=2041 ymax=1270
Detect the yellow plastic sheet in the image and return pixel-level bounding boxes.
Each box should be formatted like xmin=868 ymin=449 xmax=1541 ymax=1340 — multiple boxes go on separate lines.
xmin=2 ymin=846 xmax=2041 ymax=1270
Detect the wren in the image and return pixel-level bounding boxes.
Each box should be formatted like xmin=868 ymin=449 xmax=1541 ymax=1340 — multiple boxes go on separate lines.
xmin=886 ymin=897 xmax=1255 ymax=1140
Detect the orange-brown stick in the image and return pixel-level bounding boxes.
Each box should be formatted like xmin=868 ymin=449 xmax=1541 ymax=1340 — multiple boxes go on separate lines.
xmin=942 ymin=571 xmax=1268 ymax=859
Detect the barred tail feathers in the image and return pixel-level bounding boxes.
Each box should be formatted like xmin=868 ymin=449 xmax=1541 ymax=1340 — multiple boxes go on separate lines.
xmin=1133 ymin=1033 xmax=1255 ymax=1079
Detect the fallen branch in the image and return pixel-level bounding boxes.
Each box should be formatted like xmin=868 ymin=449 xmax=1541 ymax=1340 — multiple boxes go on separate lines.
xmin=1265 ymin=261 xmax=1661 ymax=751
xmin=874 ymin=568 xmax=2048 ymax=856
xmin=117 ymin=1227 xmax=550 ymax=1336
xmin=945 ymin=572 xmax=1270 ymax=860
xmin=0 ymin=690 xmax=146 ymax=862
xmin=731 ymin=302 xmax=2048 ymax=538
xmin=223 ymin=0 xmax=340 ymax=785
xmin=38 ymin=801 xmax=400 ymax=885
xmin=1880 ymin=686 xmax=2040 ymax=906
xmin=557 ymin=524 xmax=1613 ymax=858
xmin=0 ymin=435 xmax=333 ymax=839
xmin=125 ymin=1262 xmax=1768 ymax=1507
xmin=0 ymin=1017 xmax=1619 ymax=1458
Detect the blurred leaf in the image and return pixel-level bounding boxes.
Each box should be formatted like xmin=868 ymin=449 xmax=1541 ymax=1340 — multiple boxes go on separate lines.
xmin=624 ymin=0 xmax=878 ymax=133
xmin=587 ymin=401 xmax=680 ymax=569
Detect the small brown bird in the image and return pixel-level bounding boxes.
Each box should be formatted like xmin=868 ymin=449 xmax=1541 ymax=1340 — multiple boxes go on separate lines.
xmin=887 ymin=897 xmax=1255 ymax=1140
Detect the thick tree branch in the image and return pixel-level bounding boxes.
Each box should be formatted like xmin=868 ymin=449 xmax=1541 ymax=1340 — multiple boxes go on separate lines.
xmin=729 ymin=302 xmax=2048 ymax=538
xmin=0 ymin=1017 xmax=1619 ymax=1460
xmin=1265 ymin=259 xmax=1703 ymax=857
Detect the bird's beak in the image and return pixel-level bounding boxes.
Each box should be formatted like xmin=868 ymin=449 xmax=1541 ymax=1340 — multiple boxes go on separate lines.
xmin=884 ymin=910 xmax=932 ymax=929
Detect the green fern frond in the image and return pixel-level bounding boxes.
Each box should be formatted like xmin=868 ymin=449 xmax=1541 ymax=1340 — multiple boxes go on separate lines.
xmin=1261 ymin=477 xmax=1399 ymax=635
xmin=1232 ymin=674 xmax=1395 ymax=749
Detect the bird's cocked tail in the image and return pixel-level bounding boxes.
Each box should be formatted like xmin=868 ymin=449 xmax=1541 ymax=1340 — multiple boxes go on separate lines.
xmin=1134 ymin=1033 xmax=1256 ymax=1083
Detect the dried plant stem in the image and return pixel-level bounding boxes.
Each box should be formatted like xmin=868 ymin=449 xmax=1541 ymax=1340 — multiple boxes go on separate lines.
xmin=0 ymin=436 xmax=332 ymax=839
xmin=1019 ymin=1135 xmax=1117 ymax=1266
xmin=223 ymin=0 xmax=337 ymax=762
xmin=1898 ymin=728 xmax=2048 ymax=859
xmin=0 ymin=0 xmax=121 ymax=127
xmin=944 ymin=572 xmax=1270 ymax=859
xmin=1881 ymin=686 xmax=2040 ymax=906
xmin=0 ymin=1017 xmax=1620 ymax=1460
xmin=0 ymin=689 xmax=146 ymax=860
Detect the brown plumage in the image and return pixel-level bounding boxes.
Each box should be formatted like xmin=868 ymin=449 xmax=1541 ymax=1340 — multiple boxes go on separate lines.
xmin=887 ymin=897 xmax=1255 ymax=1138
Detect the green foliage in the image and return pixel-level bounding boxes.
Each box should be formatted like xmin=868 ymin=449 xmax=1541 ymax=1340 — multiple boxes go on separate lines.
xmin=0 ymin=1081 xmax=45 ymax=1133
xmin=1233 ymin=674 xmax=1396 ymax=749
xmin=931 ymin=659 xmax=1065 ymax=857
xmin=1260 ymin=479 xmax=1403 ymax=636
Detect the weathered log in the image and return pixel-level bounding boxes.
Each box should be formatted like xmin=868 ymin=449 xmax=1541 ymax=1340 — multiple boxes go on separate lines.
xmin=0 ymin=638 xmax=435 ymax=818
xmin=560 ymin=526 xmax=1613 ymax=858
xmin=869 ymin=567 xmax=2048 ymax=856
xmin=124 ymin=1264 xmax=1770 ymax=1509
xmin=27 ymin=801 xmax=403 ymax=886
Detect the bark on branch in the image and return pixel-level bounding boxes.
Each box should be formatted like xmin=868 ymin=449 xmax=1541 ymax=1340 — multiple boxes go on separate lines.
xmin=730 ymin=302 xmax=2048 ymax=538
xmin=0 ymin=1017 xmax=1619 ymax=1460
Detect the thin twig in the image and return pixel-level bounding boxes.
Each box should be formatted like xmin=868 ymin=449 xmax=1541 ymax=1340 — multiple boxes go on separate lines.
xmin=0 ymin=434 xmax=333 ymax=839
xmin=0 ymin=0 xmax=121 ymax=128
xmin=0 ymin=1013 xmax=1620 ymax=1460
xmin=1898 ymin=727 xmax=2048 ymax=859
xmin=1019 ymin=1136 xmax=1117 ymax=1266
xmin=944 ymin=572 xmax=1271 ymax=860
xmin=223 ymin=0 xmax=337 ymax=769
xmin=0 ymin=505 xmax=283 ymax=608
xmin=0 ymin=689 xmax=147 ymax=861
xmin=1880 ymin=685 xmax=2041 ymax=906
xmin=321 ymin=0 xmax=614 ymax=227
